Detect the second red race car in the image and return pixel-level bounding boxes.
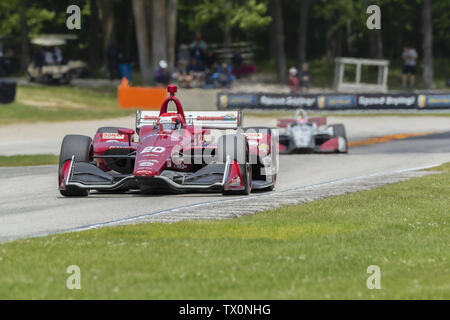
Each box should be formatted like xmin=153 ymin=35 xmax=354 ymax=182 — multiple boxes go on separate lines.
xmin=58 ymin=85 xmax=278 ymax=197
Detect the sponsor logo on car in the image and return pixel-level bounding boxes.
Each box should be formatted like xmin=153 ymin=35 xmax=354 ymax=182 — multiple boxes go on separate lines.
xmin=102 ymin=133 xmax=125 ymax=140
xmin=244 ymin=132 xmax=263 ymax=140
xmin=140 ymin=146 xmax=166 ymax=154
xmin=196 ymin=114 xmax=236 ymax=121
xmin=135 ymin=169 xmax=153 ymax=176
xmin=139 ymin=160 xmax=159 ymax=167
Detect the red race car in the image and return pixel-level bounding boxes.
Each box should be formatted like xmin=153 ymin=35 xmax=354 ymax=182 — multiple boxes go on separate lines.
xmin=58 ymin=85 xmax=277 ymax=197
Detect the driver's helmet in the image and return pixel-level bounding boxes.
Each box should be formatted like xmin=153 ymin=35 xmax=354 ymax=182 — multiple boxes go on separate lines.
xmin=157 ymin=113 xmax=184 ymax=131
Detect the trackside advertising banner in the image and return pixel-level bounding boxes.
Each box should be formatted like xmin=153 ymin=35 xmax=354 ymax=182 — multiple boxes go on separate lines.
xmin=217 ymin=92 xmax=450 ymax=110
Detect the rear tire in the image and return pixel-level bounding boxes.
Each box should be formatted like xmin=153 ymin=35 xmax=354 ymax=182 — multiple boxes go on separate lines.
xmin=59 ymin=135 xmax=92 ymax=197
xmin=331 ymin=124 xmax=346 ymax=138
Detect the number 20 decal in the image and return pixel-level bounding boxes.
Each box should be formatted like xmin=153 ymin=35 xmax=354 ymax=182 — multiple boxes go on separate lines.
xmin=141 ymin=146 xmax=166 ymax=154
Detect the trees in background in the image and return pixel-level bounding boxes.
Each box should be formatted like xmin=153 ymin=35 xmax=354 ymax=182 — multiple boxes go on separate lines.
xmin=0 ymin=0 xmax=447 ymax=87
xmin=189 ymin=0 xmax=271 ymax=48
xmin=296 ymin=0 xmax=309 ymax=70
xmin=18 ymin=0 xmax=30 ymax=73
xmin=132 ymin=0 xmax=152 ymax=83
xmin=88 ymin=0 xmax=101 ymax=69
xmin=100 ymin=0 xmax=115 ymax=71
xmin=422 ymin=0 xmax=434 ymax=88
xmin=151 ymin=0 xmax=168 ymax=71
xmin=166 ymin=0 xmax=178 ymax=74
xmin=269 ymin=0 xmax=286 ymax=82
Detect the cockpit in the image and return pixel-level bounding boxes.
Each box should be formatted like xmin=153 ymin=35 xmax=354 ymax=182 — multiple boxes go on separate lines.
xmin=155 ymin=113 xmax=184 ymax=131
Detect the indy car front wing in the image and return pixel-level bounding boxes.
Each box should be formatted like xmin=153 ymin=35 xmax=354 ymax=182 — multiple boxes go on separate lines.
xmin=61 ymin=155 xmax=263 ymax=193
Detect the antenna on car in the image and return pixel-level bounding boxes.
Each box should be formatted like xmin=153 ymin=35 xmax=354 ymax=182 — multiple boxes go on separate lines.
xmin=167 ymin=84 xmax=177 ymax=97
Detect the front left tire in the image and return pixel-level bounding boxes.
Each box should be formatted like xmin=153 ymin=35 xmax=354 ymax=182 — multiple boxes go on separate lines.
xmin=58 ymin=134 xmax=92 ymax=197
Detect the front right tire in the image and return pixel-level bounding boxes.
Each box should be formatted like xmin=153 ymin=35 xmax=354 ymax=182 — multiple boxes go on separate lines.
xmin=217 ymin=134 xmax=252 ymax=195
xmin=330 ymin=124 xmax=348 ymax=153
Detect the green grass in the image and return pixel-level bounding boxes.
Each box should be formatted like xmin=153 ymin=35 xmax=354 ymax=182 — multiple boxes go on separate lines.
xmin=0 ymin=154 xmax=59 ymax=167
xmin=0 ymin=85 xmax=134 ymax=125
xmin=0 ymin=164 xmax=448 ymax=299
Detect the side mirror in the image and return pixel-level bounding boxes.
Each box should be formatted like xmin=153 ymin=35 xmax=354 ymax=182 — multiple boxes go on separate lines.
xmin=118 ymin=128 xmax=135 ymax=146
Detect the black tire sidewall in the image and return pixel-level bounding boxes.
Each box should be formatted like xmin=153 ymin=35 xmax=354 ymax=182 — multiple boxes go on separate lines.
xmin=59 ymin=135 xmax=92 ymax=196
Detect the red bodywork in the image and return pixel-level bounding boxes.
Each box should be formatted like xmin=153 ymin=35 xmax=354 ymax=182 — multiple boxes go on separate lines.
xmin=60 ymin=85 xmax=276 ymax=195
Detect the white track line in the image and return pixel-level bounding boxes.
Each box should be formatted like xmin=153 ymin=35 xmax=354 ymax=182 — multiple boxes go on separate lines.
xmin=38 ymin=161 xmax=444 ymax=237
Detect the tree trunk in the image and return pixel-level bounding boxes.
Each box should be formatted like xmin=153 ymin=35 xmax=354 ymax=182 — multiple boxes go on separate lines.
xmin=166 ymin=0 xmax=178 ymax=73
xmin=422 ymin=0 xmax=434 ymax=88
xmin=268 ymin=0 xmax=277 ymax=60
xmin=224 ymin=1 xmax=233 ymax=49
xmin=124 ymin=5 xmax=134 ymax=63
xmin=132 ymin=0 xmax=152 ymax=83
xmin=368 ymin=30 xmax=383 ymax=59
xmin=19 ymin=0 xmax=30 ymax=73
xmin=100 ymin=0 xmax=115 ymax=70
xmin=376 ymin=31 xmax=383 ymax=58
xmin=152 ymin=0 xmax=168 ymax=70
xmin=269 ymin=0 xmax=287 ymax=82
xmin=296 ymin=0 xmax=309 ymax=70
xmin=336 ymin=28 xmax=342 ymax=57
xmin=325 ymin=24 xmax=335 ymax=60
xmin=345 ymin=19 xmax=353 ymax=56
xmin=88 ymin=0 xmax=101 ymax=70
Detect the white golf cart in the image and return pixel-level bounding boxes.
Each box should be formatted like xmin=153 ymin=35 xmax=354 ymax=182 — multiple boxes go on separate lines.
xmin=27 ymin=35 xmax=87 ymax=84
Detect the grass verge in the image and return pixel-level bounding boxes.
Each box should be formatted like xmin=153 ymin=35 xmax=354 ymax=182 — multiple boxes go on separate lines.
xmin=0 ymin=85 xmax=134 ymax=125
xmin=0 ymin=164 xmax=448 ymax=299
xmin=0 ymin=154 xmax=58 ymax=167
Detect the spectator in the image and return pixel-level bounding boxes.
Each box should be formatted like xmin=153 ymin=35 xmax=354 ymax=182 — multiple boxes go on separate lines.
xmin=172 ymin=60 xmax=193 ymax=88
xmin=190 ymin=32 xmax=208 ymax=51
xmin=32 ymin=48 xmax=45 ymax=73
xmin=154 ymin=60 xmax=170 ymax=85
xmin=172 ymin=60 xmax=186 ymax=81
xmin=204 ymin=50 xmax=217 ymax=70
xmin=186 ymin=57 xmax=205 ymax=73
xmin=44 ymin=47 xmax=55 ymax=65
xmin=299 ymin=63 xmax=310 ymax=90
xmin=53 ymin=46 xmax=63 ymax=64
xmin=212 ymin=63 xmax=235 ymax=88
xmin=185 ymin=57 xmax=205 ymax=88
xmin=107 ymin=45 xmax=121 ymax=79
xmin=402 ymin=45 xmax=418 ymax=88
xmin=288 ymin=67 xmax=299 ymax=93
xmin=190 ymin=32 xmax=207 ymax=63
xmin=204 ymin=64 xmax=218 ymax=89
xmin=177 ymin=44 xmax=190 ymax=66
xmin=231 ymin=50 xmax=243 ymax=78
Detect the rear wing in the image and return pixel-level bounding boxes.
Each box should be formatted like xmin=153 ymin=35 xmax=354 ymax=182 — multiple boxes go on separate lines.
xmin=136 ymin=110 xmax=243 ymax=130
xmin=277 ymin=116 xmax=327 ymax=128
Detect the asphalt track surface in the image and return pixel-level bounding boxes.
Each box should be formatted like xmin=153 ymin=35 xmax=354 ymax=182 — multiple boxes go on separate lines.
xmin=1 ymin=128 xmax=449 ymax=242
